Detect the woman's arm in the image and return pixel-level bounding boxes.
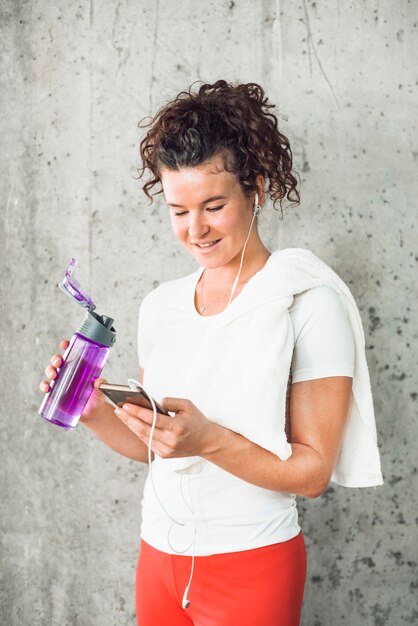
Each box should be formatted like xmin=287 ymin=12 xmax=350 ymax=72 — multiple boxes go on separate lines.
xmin=202 ymin=376 xmax=352 ymax=498
xmin=81 ymin=368 xmax=150 ymax=463
xmin=82 ymin=398 xmax=149 ymax=463
xmin=115 ymin=375 xmax=352 ymax=498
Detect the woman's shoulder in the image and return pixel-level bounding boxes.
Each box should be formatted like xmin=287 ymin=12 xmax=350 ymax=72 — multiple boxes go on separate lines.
xmin=265 ymin=247 xmax=354 ymax=302
xmin=269 ymin=247 xmax=336 ymax=277
xmin=290 ymin=284 xmax=344 ymax=316
xmin=289 ymin=283 xmax=349 ymax=340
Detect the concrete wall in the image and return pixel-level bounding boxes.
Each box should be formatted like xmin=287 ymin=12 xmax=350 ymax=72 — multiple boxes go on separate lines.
xmin=1 ymin=1 xmax=417 ymax=624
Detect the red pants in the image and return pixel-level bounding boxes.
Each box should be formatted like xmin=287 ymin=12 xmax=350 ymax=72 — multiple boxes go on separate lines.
xmin=136 ymin=532 xmax=307 ymax=626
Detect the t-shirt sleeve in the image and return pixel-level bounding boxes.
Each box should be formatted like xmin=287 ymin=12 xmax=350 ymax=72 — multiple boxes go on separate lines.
xmin=289 ymin=285 xmax=355 ymax=383
xmin=137 ymin=292 xmax=155 ymax=371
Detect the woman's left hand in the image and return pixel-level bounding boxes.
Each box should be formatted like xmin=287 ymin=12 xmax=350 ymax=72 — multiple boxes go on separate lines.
xmin=114 ymin=397 xmax=218 ymax=459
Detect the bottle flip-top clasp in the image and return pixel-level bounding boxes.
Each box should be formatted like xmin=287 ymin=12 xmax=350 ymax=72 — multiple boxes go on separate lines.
xmin=58 ymin=258 xmax=96 ymax=311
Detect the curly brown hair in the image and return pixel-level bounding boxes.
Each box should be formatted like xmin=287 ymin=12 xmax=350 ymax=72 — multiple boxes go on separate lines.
xmin=137 ymin=80 xmax=300 ymax=213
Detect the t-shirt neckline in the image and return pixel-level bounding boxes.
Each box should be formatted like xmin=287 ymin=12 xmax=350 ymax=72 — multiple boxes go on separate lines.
xmin=189 ymin=252 xmax=274 ymax=320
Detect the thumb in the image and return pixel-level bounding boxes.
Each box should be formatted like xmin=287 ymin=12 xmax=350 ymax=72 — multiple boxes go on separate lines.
xmin=160 ymin=396 xmax=190 ymax=413
xmin=93 ymin=377 xmax=108 ymax=392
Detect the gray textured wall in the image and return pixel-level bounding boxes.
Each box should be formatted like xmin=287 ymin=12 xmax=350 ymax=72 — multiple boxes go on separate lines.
xmin=1 ymin=1 xmax=417 ymax=624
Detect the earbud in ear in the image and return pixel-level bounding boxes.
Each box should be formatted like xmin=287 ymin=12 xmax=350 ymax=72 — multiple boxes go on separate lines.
xmin=253 ymin=192 xmax=261 ymax=215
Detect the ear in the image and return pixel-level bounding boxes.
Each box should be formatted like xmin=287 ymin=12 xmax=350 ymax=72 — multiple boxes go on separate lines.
xmin=255 ymin=174 xmax=266 ymax=206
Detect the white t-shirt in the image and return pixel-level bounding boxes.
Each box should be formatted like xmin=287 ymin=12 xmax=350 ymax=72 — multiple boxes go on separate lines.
xmin=137 ymin=268 xmax=355 ymax=556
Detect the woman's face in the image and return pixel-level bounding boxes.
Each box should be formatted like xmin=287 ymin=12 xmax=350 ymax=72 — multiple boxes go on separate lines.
xmin=160 ymin=155 xmax=260 ymax=270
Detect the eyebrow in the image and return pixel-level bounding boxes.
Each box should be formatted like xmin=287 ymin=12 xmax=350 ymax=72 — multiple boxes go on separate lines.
xmin=167 ymin=195 xmax=227 ymax=208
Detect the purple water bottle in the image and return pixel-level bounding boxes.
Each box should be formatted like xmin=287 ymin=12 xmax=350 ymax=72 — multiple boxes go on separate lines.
xmin=39 ymin=258 xmax=116 ymax=430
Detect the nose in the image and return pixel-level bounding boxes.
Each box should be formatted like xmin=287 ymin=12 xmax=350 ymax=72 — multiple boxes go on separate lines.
xmin=188 ymin=211 xmax=210 ymax=240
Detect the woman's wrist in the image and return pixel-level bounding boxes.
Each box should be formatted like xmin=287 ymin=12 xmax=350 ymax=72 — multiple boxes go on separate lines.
xmin=200 ymin=421 xmax=232 ymax=459
xmin=79 ymin=404 xmax=107 ymax=426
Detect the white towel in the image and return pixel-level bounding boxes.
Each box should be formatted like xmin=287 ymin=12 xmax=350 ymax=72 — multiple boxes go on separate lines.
xmin=158 ymin=248 xmax=384 ymax=489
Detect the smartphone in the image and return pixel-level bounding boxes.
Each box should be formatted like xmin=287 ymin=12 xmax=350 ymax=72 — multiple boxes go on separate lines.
xmin=99 ymin=383 xmax=170 ymax=416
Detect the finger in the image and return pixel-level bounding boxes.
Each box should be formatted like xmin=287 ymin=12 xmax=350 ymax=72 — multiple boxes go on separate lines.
xmin=131 ymin=426 xmax=173 ymax=457
xmin=39 ymin=380 xmax=50 ymax=393
xmin=143 ymin=438 xmax=172 ymax=458
xmin=60 ymin=339 xmax=70 ymax=350
xmin=115 ymin=405 xmax=161 ymax=430
xmin=116 ymin=409 xmax=154 ymax=440
xmin=93 ymin=377 xmax=108 ymax=391
xmin=160 ymin=396 xmax=190 ymax=413
xmin=45 ymin=365 xmax=58 ymax=380
xmin=122 ymin=403 xmax=172 ymax=430
xmin=51 ymin=354 xmax=62 ymax=368
xmin=115 ymin=408 xmax=169 ymax=445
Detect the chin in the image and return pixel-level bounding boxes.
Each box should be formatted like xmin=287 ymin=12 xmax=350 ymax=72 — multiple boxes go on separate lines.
xmin=186 ymin=246 xmax=225 ymax=268
xmin=193 ymin=256 xmax=221 ymax=269
xmin=201 ymin=259 xmax=224 ymax=270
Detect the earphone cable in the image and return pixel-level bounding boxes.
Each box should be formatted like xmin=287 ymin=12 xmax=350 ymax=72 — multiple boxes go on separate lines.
xmin=227 ymin=203 xmax=259 ymax=306
xmin=127 ymin=378 xmax=197 ymax=607
xmin=127 ymin=379 xmax=185 ymax=528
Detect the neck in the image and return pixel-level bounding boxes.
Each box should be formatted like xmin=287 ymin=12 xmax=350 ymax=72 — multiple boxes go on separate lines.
xmin=201 ymin=240 xmax=271 ymax=288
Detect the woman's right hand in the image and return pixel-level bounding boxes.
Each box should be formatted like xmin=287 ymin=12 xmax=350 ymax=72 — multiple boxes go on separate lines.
xmin=39 ymin=339 xmax=109 ymax=423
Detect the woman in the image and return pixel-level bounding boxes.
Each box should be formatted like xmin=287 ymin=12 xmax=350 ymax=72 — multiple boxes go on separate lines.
xmin=40 ymin=80 xmax=383 ymax=626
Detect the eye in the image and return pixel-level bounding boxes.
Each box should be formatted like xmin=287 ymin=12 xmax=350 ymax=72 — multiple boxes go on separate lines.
xmin=173 ymin=205 xmax=225 ymax=217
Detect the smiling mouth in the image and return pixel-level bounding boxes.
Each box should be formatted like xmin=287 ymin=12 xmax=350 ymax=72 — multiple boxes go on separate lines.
xmin=193 ymin=239 xmax=221 ymax=248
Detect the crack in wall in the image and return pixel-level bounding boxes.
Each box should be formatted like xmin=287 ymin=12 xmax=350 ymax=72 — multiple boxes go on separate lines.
xmin=302 ymin=0 xmax=342 ymax=112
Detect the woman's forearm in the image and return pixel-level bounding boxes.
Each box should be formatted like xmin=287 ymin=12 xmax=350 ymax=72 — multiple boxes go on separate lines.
xmin=201 ymin=423 xmax=329 ymax=498
xmin=82 ymin=401 xmax=150 ymax=463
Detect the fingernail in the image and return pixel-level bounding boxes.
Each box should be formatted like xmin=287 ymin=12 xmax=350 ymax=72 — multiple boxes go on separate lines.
xmin=115 ymin=409 xmax=127 ymax=423
xmin=52 ymin=357 xmax=61 ymax=367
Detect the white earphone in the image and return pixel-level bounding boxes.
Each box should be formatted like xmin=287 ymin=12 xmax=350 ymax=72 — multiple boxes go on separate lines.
xmin=253 ymin=192 xmax=262 ymax=215
xmin=182 ymin=586 xmax=192 ymax=610
xmin=126 ymin=378 xmax=196 ymax=610
xmin=227 ymin=190 xmax=262 ymax=306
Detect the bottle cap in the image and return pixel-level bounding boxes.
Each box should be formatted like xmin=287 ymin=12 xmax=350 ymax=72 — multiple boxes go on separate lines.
xmin=76 ymin=310 xmax=116 ymax=348
xmin=58 ymin=258 xmax=96 ymax=311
